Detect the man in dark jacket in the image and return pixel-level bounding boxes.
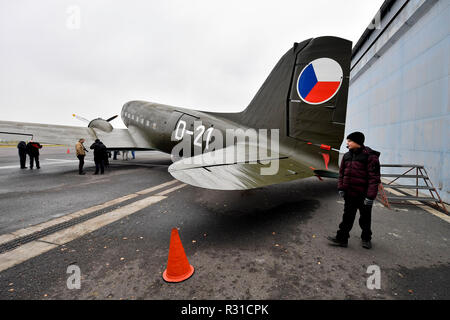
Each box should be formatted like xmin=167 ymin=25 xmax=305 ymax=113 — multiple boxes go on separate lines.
xmin=90 ymin=139 xmax=107 ymax=175
xmin=17 ymin=141 xmax=27 ymax=169
xmin=328 ymin=132 xmax=381 ymax=249
xmin=26 ymin=140 xmax=42 ymax=169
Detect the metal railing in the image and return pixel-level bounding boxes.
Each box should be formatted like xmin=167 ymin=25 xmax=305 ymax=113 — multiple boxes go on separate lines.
xmin=377 ymin=164 xmax=448 ymax=215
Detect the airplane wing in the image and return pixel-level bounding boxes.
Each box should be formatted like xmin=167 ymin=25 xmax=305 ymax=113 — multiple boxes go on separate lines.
xmin=0 ymin=120 xmax=153 ymax=149
xmin=168 ymin=143 xmax=318 ymax=190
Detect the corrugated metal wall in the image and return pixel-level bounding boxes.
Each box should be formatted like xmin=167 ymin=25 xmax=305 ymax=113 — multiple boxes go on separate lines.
xmin=343 ymin=0 xmax=449 ymax=203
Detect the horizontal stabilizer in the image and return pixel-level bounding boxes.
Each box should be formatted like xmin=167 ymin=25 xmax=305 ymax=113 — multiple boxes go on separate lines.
xmin=169 ymin=144 xmax=314 ymax=190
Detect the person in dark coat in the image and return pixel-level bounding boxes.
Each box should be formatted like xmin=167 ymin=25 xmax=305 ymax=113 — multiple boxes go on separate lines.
xmin=17 ymin=141 xmax=27 ymax=169
xmin=328 ymin=132 xmax=381 ymax=249
xmin=26 ymin=140 xmax=42 ymax=169
xmin=90 ymin=139 xmax=107 ymax=174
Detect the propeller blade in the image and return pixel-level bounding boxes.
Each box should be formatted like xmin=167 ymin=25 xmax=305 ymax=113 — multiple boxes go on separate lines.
xmin=72 ymin=114 xmax=90 ymax=123
xmin=106 ymin=115 xmax=118 ymax=122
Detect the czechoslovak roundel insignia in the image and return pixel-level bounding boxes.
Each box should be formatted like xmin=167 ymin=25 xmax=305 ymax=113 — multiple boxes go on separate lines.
xmin=297 ymin=58 xmax=343 ymax=105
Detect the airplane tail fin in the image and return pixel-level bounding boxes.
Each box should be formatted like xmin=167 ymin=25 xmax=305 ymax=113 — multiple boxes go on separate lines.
xmin=236 ymin=36 xmax=352 ymax=150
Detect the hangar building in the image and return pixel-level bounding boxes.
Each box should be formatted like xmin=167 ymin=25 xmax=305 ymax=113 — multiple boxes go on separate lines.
xmin=341 ymin=0 xmax=449 ymax=203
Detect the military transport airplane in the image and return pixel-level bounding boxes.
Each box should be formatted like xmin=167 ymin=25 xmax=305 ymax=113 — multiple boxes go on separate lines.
xmin=0 ymin=36 xmax=351 ymax=190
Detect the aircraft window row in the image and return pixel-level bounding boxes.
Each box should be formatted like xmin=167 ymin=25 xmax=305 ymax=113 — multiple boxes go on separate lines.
xmin=123 ymin=112 xmax=154 ymax=128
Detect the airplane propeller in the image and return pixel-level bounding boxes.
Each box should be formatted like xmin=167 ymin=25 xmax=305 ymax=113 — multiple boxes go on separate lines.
xmin=72 ymin=114 xmax=90 ymax=124
xmin=106 ymin=115 xmax=118 ymax=122
xmin=72 ymin=114 xmax=118 ymax=123
xmin=72 ymin=113 xmax=118 ymax=132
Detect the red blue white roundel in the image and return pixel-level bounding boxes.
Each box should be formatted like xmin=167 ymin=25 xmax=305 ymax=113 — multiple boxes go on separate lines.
xmin=297 ymin=58 xmax=343 ymax=105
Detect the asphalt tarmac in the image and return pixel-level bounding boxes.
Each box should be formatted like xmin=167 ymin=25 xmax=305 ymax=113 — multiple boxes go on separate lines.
xmin=0 ymin=146 xmax=449 ymax=300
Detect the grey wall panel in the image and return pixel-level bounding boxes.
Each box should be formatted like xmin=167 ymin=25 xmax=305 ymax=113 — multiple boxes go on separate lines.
xmin=344 ymin=0 xmax=449 ymax=203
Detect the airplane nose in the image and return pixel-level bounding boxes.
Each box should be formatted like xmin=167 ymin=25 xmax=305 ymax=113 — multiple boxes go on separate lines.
xmin=122 ymin=101 xmax=155 ymax=126
xmin=123 ymin=100 xmax=150 ymax=111
xmin=122 ymin=101 xmax=142 ymax=117
xmin=122 ymin=101 xmax=136 ymax=112
xmin=121 ymin=101 xmax=138 ymax=123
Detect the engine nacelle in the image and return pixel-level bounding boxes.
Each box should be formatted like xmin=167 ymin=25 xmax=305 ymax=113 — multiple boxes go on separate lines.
xmin=88 ymin=118 xmax=113 ymax=133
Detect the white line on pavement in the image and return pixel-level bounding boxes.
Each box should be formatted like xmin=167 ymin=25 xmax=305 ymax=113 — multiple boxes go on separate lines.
xmin=0 ymin=182 xmax=187 ymax=272
xmin=0 ymin=180 xmax=180 ymax=245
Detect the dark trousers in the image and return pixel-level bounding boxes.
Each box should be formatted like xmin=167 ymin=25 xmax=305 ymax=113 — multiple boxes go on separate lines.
xmin=77 ymin=155 xmax=85 ymax=174
xmin=94 ymin=159 xmax=104 ymax=174
xmin=29 ymin=155 xmax=40 ymax=169
xmin=336 ymin=195 xmax=372 ymax=242
xmin=19 ymin=152 xmax=27 ymax=168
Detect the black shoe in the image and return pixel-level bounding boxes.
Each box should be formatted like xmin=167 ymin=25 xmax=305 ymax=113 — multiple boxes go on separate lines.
xmin=37 ymin=167 xmax=40 ymax=169
xmin=362 ymin=240 xmax=372 ymax=249
xmin=93 ymin=173 xmax=98 ymax=175
xmin=29 ymin=167 xmax=33 ymax=170
xmin=21 ymin=167 xmax=27 ymax=169
xmin=79 ymin=172 xmax=86 ymax=175
xmin=326 ymin=236 xmax=348 ymax=247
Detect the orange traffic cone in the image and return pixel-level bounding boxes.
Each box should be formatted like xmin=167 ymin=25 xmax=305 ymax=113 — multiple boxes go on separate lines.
xmin=163 ymin=228 xmax=195 ymax=283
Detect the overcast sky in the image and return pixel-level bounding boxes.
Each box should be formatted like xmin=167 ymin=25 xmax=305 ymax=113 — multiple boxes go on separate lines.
xmin=0 ymin=0 xmax=384 ymax=128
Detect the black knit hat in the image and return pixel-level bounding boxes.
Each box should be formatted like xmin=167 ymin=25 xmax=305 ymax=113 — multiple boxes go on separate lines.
xmin=346 ymin=131 xmax=365 ymax=146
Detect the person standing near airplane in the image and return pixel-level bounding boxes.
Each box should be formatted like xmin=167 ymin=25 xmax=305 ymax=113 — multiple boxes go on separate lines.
xmin=17 ymin=140 xmax=27 ymax=169
xmin=90 ymin=139 xmax=107 ymax=175
xmin=26 ymin=140 xmax=42 ymax=169
xmin=75 ymin=138 xmax=88 ymax=175
xmin=328 ymin=132 xmax=381 ymax=249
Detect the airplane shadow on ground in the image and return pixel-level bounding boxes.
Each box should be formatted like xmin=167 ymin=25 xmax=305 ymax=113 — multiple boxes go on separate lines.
xmin=32 ymin=159 xmax=173 ymax=177
xmin=169 ymin=178 xmax=338 ymax=250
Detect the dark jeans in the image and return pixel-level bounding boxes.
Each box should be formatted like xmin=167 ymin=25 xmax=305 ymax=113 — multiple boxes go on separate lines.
xmin=94 ymin=159 xmax=104 ymax=174
xmin=77 ymin=155 xmax=85 ymax=174
xmin=29 ymin=155 xmax=40 ymax=169
xmin=336 ymin=195 xmax=372 ymax=242
xmin=19 ymin=152 xmax=27 ymax=168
